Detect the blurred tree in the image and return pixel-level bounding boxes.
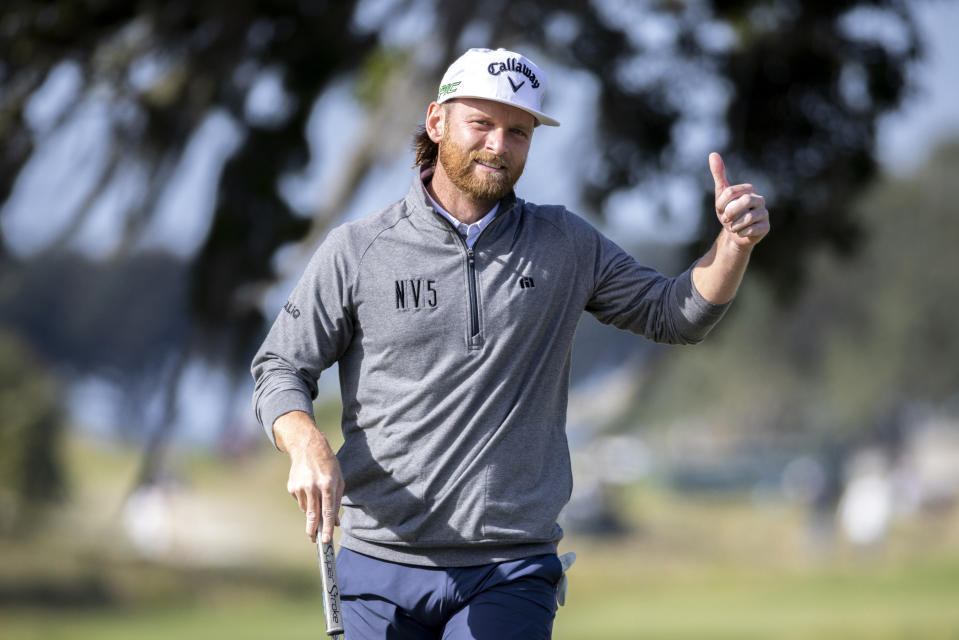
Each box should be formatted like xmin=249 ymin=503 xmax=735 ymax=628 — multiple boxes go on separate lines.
xmin=811 ymin=141 xmax=959 ymax=432
xmin=0 ymin=1 xmax=922 ymax=489
xmin=1 ymin=0 xmax=377 ymax=486
xmin=0 ymin=329 xmax=65 ymax=534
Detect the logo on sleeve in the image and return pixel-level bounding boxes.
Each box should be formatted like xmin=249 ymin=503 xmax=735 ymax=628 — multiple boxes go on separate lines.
xmin=395 ymin=279 xmax=438 ymax=310
xmin=283 ymin=300 xmax=301 ymax=319
xmin=518 ymin=276 xmax=535 ymax=290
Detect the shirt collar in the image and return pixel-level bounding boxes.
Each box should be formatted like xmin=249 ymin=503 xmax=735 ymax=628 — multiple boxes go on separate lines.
xmin=423 ymin=179 xmax=500 ymax=240
xmin=409 ymin=168 xmax=519 ymax=241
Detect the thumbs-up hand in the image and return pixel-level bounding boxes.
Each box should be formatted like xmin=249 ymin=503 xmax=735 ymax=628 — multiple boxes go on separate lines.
xmin=709 ymin=152 xmax=769 ymax=250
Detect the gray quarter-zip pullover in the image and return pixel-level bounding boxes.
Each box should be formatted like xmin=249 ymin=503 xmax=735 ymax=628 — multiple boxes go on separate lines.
xmin=252 ymin=172 xmax=729 ymax=566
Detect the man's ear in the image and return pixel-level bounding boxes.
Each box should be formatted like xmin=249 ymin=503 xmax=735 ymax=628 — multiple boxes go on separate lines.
xmin=425 ymin=102 xmax=445 ymax=142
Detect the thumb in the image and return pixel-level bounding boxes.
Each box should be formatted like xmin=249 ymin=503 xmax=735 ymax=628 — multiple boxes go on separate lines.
xmin=709 ymin=152 xmax=729 ymax=196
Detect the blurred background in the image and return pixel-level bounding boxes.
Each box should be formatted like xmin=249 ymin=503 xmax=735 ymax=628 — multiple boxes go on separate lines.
xmin=2 ymin=1 xmax=958 ymax=638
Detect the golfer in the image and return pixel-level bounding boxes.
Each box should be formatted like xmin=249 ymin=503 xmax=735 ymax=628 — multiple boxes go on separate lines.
xmin=252 ymin=47 xmax=768 ymax=639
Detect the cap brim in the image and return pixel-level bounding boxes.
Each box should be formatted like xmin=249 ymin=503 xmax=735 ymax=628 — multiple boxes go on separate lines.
xmin=439 ymin=94 xmax=560 ymax=127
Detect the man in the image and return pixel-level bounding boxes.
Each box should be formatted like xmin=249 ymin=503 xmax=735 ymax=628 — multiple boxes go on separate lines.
xmin=252 ymin=47 xmax=768 ymax=639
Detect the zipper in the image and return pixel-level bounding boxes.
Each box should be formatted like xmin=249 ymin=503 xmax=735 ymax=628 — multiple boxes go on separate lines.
xmin=432 ymin=202 xmax=513 ymax=346
xmin=436 ymin=217 xmax=485 ymax=344
xmin=466 ymin=247 xmax=479 ymax=339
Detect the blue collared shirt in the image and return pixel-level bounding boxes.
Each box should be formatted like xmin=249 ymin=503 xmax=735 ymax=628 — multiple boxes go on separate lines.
xmin=425 ymin=190 xmax=499 ymax=248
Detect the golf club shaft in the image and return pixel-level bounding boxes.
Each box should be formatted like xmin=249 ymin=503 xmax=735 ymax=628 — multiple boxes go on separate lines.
xmin=317 ymin=539 xmax=344 ymax=637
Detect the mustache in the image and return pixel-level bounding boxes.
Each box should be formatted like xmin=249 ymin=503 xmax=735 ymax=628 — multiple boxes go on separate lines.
xmin=470 ymin=151 xmax=510 ymax=170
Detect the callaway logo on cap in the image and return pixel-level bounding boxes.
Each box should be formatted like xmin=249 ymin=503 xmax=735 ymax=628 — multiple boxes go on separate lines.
xmin=436 ymin=48 xmax=560 ymax=127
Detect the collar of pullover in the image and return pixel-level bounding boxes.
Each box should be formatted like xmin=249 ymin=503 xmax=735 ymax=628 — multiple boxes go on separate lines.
xmin=406 ymin=168 xmax=519 ymax=240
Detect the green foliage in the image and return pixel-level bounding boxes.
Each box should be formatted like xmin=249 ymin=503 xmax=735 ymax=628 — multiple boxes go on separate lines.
xmin=811 ymin=142 xmax=959 ymax=426
xmin=354 ymin=48 xmax=411 ymax=108
xmin=0 ymin=329 xmax=65 ymax=533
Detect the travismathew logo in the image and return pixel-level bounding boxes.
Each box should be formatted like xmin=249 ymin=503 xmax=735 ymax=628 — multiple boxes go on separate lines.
xmin=487 ymin=58 xmax=541 ymax=90
xmin=518 ymin=276 xmax=535 ymax=289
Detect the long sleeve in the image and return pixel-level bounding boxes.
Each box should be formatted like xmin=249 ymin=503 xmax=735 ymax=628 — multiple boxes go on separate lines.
xmin=251 ymin=227 xmax=356 ymax=447
xmin=583 ymin=226 xmax=729 ymax=345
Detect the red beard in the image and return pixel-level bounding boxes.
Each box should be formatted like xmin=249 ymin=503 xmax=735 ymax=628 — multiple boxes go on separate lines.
xmin=437 ymin=134 xmax=525 ymax=203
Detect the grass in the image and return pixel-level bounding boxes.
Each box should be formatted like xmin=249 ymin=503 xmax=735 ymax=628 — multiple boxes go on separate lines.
xmin=4 ymin=547 xmax=958 ymax=639
xmin=556 ymin=552 xmax=959 ymax=639
xmin=2 ymin=433 xmax=959 ymax=639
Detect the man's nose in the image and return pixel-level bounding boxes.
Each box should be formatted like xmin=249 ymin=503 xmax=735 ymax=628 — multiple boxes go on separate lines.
xmin=484 ymin=128 xmax=506 ymax=155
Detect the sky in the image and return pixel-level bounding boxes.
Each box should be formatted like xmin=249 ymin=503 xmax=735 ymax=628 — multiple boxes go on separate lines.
xmin=874 ymin=1 xmax=959 ymax=175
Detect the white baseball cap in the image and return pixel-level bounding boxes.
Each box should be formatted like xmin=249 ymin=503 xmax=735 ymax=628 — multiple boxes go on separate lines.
xmin=436 ymin=48 xmax=560 ymax=127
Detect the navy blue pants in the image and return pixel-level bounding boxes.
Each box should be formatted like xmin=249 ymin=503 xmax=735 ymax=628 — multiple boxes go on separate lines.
xmin=337 ymin=548 xmax=562 ymax=639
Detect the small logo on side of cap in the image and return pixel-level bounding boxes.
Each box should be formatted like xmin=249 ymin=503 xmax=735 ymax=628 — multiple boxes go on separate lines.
xmin=438 ymin=81 xmax=461 ymax=99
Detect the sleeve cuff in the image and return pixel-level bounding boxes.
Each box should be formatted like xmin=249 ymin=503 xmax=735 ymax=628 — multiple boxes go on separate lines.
xmin=676 ymin=268 xmax=731 ymax=343
xmin=258 ymin=389 xmax=316 ymax=450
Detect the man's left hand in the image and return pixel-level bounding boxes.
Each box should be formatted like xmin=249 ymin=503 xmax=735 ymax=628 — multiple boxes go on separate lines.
xmin=709 ymin=152 xmax=770 ymax=250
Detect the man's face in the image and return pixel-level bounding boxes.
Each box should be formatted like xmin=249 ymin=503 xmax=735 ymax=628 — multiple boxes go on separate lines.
xmin=436 ymin=98 xmax=535 ymax=203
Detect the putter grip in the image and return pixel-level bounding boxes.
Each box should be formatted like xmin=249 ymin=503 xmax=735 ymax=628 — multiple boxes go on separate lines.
xmin=317 ymin=539 xmax=344 ymax=636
